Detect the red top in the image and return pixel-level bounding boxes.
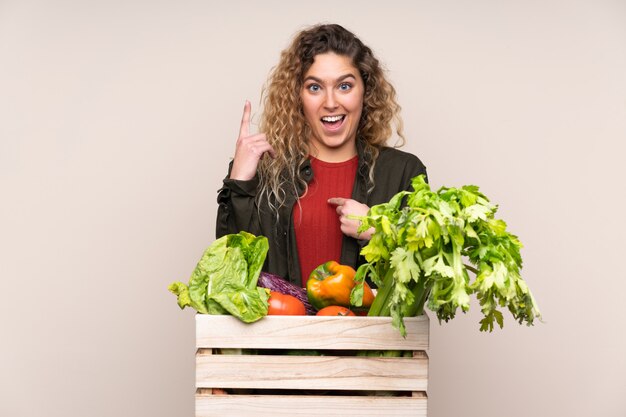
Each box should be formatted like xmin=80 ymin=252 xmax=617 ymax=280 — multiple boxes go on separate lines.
xmin=293 ymin=156 xmax=359 ymax=286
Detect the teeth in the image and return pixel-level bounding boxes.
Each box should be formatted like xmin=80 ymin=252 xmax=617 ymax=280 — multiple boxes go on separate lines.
xmin=322 ymin=115 xmax=343 ymax=122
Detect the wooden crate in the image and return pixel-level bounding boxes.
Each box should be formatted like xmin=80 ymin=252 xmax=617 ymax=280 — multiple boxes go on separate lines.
xmin=195 ymin=314 xmax=429 ymax=417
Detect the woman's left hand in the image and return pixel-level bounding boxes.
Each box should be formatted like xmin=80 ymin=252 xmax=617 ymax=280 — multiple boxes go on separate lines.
xmin=327 ymin=198 xmax=374 ymax=241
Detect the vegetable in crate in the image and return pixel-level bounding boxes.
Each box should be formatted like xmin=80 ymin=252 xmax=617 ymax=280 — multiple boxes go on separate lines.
xmin=316 ymin=306 xmax=356 ymax=316
xmin=168 ymin=231 xmax=270 ymax=323
xmin=267 ymin=291 xmax=306 ymax=315
xmin=307 ymin=261 xmax=375 ymax=311
xmin=351 ymin=174 xmax=541 ymax=336
xmin=257 ymin=271 xmax=317 ymax=315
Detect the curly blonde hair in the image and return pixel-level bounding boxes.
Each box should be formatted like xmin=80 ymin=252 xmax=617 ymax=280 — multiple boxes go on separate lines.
xmin=258 ymin=23 xmax=405 ymax=213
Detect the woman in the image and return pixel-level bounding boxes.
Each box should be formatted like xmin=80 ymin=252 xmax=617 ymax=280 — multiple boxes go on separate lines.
xmin=216 ymin=24 xmax=427 ymax=286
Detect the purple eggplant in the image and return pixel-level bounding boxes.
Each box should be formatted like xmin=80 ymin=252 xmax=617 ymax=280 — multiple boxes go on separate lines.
xmin=257 ymin=272 xmax=317 ymax=315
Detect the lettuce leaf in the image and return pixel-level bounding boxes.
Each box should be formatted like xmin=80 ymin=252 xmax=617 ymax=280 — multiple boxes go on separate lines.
xmin=168 ymin=231 xmax=270 ymax=322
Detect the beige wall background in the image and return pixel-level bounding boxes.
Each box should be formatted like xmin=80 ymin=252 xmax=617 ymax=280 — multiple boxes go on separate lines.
xmin=2 ymin=1 xmax=625 ymax=416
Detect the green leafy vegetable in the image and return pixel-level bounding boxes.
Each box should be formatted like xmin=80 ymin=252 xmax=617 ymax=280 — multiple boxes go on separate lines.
xmin=168 ymin=231 xmax=270 ymax=323
xmin=353 ymin=175 xmax=541 ymax=336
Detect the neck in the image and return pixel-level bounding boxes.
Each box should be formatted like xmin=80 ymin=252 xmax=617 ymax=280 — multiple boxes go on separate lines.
xmin=308 ymin=143 xmax=357 ymax=163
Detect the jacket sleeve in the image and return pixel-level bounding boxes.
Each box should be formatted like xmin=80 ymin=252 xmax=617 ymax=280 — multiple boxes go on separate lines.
xmin=215 ymin=164 xmax=263 ymax=239
xmin=403 ymin=156 xmax=428 ymax=189
xmin=377 ymin=148 xmax=428 ymax=199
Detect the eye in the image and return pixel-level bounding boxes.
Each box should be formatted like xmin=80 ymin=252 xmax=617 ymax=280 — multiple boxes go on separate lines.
xmin=307 ymin=84 xmax=321 ymax=93
xmin=339 ymin=82 xmax=352 ymax=91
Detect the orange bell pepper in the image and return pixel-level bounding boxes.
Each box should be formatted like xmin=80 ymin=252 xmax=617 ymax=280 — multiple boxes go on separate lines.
xmin=306 ymin=261 xmax=375 ymax=311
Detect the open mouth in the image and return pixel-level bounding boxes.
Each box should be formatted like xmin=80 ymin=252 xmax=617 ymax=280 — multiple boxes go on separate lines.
xmin=321 ymin=115 xmax=345 ymax=130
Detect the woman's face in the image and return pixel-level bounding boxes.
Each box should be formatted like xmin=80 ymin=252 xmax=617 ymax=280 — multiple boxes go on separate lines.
xmin=300 ymin=52 xmax=364 ymax=162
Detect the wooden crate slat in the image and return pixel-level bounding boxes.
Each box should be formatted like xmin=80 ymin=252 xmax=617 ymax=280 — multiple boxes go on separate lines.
xmin=196 ymin=393 xmax=427 ymax=417
xmin=196 ymin=314 xmax=429 ymax=350
xmin=194 ymin=315 xmax=430 ymax=415
xmin=196 ymin=353 xmax=428 ymax=391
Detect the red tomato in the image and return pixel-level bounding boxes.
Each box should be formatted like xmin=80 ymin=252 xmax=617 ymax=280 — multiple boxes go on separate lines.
xmin=267 ymin=291 xmax=306 ymax=315
xmin=315 ymin=306 xmax=356 ymax=316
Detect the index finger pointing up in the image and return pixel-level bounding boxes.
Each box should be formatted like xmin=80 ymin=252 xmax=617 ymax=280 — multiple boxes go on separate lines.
xmin=239 ymin=100 xmax=251 ymax=139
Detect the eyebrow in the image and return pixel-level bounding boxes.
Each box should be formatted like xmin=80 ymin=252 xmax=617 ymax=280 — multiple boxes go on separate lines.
xmin=303 ymin=73 xmax=358 ymax=84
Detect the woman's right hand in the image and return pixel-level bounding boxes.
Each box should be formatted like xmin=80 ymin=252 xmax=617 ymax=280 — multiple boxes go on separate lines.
xmin=229 ymin=100 xmax=276 ymax=181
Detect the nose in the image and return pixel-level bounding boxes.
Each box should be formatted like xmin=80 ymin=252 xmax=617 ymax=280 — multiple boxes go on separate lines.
xmin=323 ymin=90 xmax=338 ymax=110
